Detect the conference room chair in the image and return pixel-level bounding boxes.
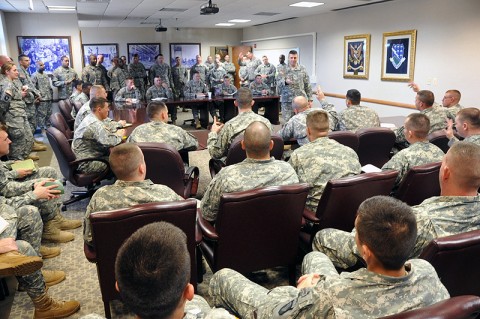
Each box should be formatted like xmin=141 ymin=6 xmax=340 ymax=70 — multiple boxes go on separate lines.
xmin=328 ymin=130 xmax=359 ymax=152
xmin=57 ymin=99 xmax=75 ymax=130
xmin=49 ymin=113 xmax=73 ymax=142
xmin=356 ymin=127 xmax=396 ymax=167
xmin=427 ymin=130 xmax=450 ymax=154
xmin=46 ymin=127 xmax=110 ymax=210
xmin=137 ymin=142 xmax=199 ymax=198
xmin=73 ymin=100 xmax=83 ymax=114
xmin=419 ymin=229 xmax=480 ymax=297
xmin=380 ymin=295 xmax=480 ymax=319
xmin=209 ymin=134 xmax=284 ymax=178
xmin=84 ymin=199 xmax=198 ymax=319
xmin=393 ymin=162 xmax=441 ymax=206
xmin=300 ymin=170 xmax=398 ymax=248
xmin=197 ymin=183 xmax=310 ymax=285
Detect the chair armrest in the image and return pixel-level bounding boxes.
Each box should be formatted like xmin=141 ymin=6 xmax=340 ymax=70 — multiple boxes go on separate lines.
xmin=184 ymin=165 xmax=200 ymax=198
xmin=84 ymin=242 xmax=97 ymax=263
xmin=303 ymin=208 xmax=320 ymax=224
xmin=209 ymin=158 xmax=225 ymax=178
xmin=70 ymin=157 xmax=110 ymax=167
xmin=197 ymin=208 xmax=219 ymax=240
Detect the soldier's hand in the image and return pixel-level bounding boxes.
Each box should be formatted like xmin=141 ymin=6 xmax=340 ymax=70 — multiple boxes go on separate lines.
xmin=315 ymin=85 xmax=326 ymax=101
xmin=16 ymin=168 xmax=33 ymax=179
xmin=297 ymin=273 xmax=320 ymax=289
xmin=118 ymin=120 xmax=127 ymax=127
xmin=445 ymin=118 xmax=455 ymax=139
xmin=33 ymin=180 xmax=61 ymax=200
xmin=408 ymin=82 xmax=420 ymax=93
xmin=162 ymin=82 xmax=169 ymax=89
xmin=116 ymin=129 xmax=126 ymax=137
xmin=211 ymin=116 xmax=224 ymax=133
xmin=238 ymin=52 xmax=244 ymax=59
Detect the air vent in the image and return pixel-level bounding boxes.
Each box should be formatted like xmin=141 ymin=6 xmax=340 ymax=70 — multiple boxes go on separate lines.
xmin=159 ymin=8 xmax=187 ymax=12
xmin=332 ymin=0 xmax=393 ymax=11
xmin=254 ymin=17 xmax=297 ymax=27
xmin=253 ymin=12 xmax=280 ymax=16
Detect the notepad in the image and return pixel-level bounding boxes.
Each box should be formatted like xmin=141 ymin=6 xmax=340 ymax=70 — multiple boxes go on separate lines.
xmin=0 ymin=217 xmax=9 ymax=234
xmin=44 ymin=180 xmax=65 ymax=194
xmin=362 ymin=164 xmax=382 ymax=173
xmin=11 ymin=159 xmax=36 ymax=172
xmin=152 ymin=97 xmax=167 ymax=101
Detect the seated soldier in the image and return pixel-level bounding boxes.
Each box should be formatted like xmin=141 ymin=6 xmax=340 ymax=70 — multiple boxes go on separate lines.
xmin=114 ymin=77 xmax=141 ymax=103
xmin=201 ymin=121 xmax=298 ymax=222
xmin=314 ymin=141 xmax=480 ymax=270
xmin=337 ymin=89 xmax=380 ymax=132
xmin=209 ymin=196 xmax=449 ymax=319
xmin=445 ymin=107 xmax=480 ymax=147
xmin=145 ymin=76 xmax=175 ymax=123
xmin=382 ymin=113 xmax=444 ymax=191
xmin=127 ymin=101 xmax=198 ymax=151
xmin=289 ymin=110 xmax=361 ymax=212
xmin=84 ymin=143 xmax=184 ymax=246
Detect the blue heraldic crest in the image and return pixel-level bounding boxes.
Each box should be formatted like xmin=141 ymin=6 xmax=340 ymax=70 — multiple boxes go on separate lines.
xmin=389 ymin=43 xmax=406 ymax=69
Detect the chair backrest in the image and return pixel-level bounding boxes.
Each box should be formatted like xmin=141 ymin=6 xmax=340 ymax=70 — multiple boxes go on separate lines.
xmin=394 ymin=162 xmax=441 ymax=206
xmin=356 ymin=127 xmax=396 ymax=167
xmin=380 ymin=295 xmax=480 ymax=319
xmin=428 ymin=130 xmax=449 ymax=154
xmin=328 ymin=131 xmax=359 ymax=152
xmin=225 ymin=134 xmax=284 ymax=166
xmin=315 ymin=170 xmax=398 ymax=232
xmin=74 ymin=101 xmax=83 ymax=114
xmin=88 ymin=200 xmax=198 ymax=308
xmin=49 ymin=112 xmax=73 ymax=140
xmin=419 ymin=229 xmax=480 ymax=297
xmin=46 ymin=127 xmax=77 ymax=182
xmin=58 ymin=100 xmax=75 ymax=130
xmin=137 ymin=142 xmax=188 ymax=198
xmin=212 ymin=183 xmax=310 ymax=273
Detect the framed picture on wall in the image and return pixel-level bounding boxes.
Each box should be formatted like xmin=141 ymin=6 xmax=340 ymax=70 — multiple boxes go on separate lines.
xmin=214 ymin=46 xmax=228 ymax=62
xmin=343 ymin=34 xmax=370 ymax=79
xmin=381 ymin=29 xmax=417 ymax=82
xmin=169 ymin=43 xmax=201 ymax=68
xmin=82 ymin=43 xmax=118 ymax=69
xmin=127 ymin=43 xmax=160 ymax=69
xmin=17 ymin=36 xmax=72 ymax=74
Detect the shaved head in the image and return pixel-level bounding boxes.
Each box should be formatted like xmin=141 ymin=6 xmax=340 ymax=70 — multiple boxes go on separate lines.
xmin=443 ymin=142 xmax=480 ymax=190
xmin=243 ymin=121 xmax=271 ymax=158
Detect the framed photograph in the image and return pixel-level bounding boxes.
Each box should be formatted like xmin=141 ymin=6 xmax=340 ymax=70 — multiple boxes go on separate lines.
xmin=381 ymin=29 xmax=417 ymax=82
xmin=127 ymin=43 xmax=160 ymax=69
xmin=82 ymin=43 xmax=118 ymax=69
xmin=169 ymin=43 xmax=201 ymax=68
xmin=343 ymin=34 xmax=370 ymax=79
xmin=17 ymin=36 xmax=72 ymax=74
xmin=214 ymin=46 xmax=228 ymax=62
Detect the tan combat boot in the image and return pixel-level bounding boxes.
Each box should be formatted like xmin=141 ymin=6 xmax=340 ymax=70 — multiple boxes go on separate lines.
xmin=39 ymin=246 xmax=61 ymax=259
xmin=195 ymin=118 xmax=201 ymax=129
xmin=27 ymin=154 xmax=40 ymax=161
xmin=32 ymin=292 xmax=80 ymax=319
xmin=42 ymin=269 xmax=66 ymax=287
xmin=52 ymin=213 xmax=82 ymax=230
xmin=0 ymin=251 xmax=43 ymax=276
xmin=42 ymin=220 xmax=74 ymax=243
xmin=32 ymin=142 xmax=47 ymax=152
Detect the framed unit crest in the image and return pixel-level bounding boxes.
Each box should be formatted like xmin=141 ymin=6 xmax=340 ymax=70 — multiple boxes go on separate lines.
xmin=343 ymin=34 xmax=370 ymax=79
xmin=381 ymin=29 xmax=417 ymax=82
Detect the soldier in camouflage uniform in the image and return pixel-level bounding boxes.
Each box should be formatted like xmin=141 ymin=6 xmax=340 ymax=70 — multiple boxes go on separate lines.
xmin=409 ymin=83 xmax=462 ymax=120
xmin=276 ymin=50 xmax=313 ymax=122
xmin=208 ymin=88 xmax=272 ymax=160
xmin=74 ymin=85 xmax=110 ymax=130
xmin=213 ymin=76 xmax=237 ymax=123
xmin=337 ymin=89 xmax=380 ymax=132
xmin=239 ymin=56 xmax=250 ymax=88
xmin=223 ymin=54 xmax=236 ymax=81
xmin=31 ymin=60 xmax=53 ymax=129
xmin=114 ymin=77 xmax=141 ymax=103
xmin=127 ymin=102 xmax=198 ymax=151
xmin=190 ymin=55 xmax=208 ymax=82
xmin=249 ymin=74 xmax=271 ymax=96
xmin=96 ymin=55 xmax=110 ymax=88
xmin=210 ymin=196 xmax=449 ymax=319
xmin=184 ymin=72 xmax=209 ymax=129
xmin=145 ymin=77 xmax=176 ymax=122
xmin=445 ymin=107 xmax=480 ymax=147
xmin=275 ymin=54 xmax=287 ymax=82
xmin=202 ymin=121 xmax=298 ymax=222
xmin=394 ymin=90 xmax=447 ymax=150
xmin=149 ymin=54 xmax=173 ymax=88
xmin=237 ymin=51 xmax=262 ymax=85
xmin=70 ymin=81 xmax=90 ymax=115
xmin=72 ymin=97 xmax=125 ymax=174
xmin=82 ymin=54 xmax=110 ymax=92
xmin=204 ymin=55 xmax=215 ymax=72
xmin=314 ymin=141 xmax=480 ymax=270
xmin=0 ymin=62 xmax=34 ymax=160
xmin=52 ymin=55 xmax=78 ymax=100
xmin=18 ymin=55 xmax=41 ymax=135
xmin=172 ymin=56 xmax=188 ymax=99
xmin=382 ymin=113 xmax=444 ymax=190
xmin=255 ymin=55 xmax=276 ymax=91
xmin=289 ymin=110 xmax=361 ymax=212
xmin=128 ymin=53 xmax=147 ymax=100
xmin=207 ymin=61 xmax=226 ymax=89
xmin=107 ymin=57 xmax=126 ymax=99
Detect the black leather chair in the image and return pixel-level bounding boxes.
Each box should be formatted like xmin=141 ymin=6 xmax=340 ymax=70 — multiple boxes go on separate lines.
xmin=84 ymin=199 xmax=198 ymax=318
xmin=394 ymin=162 xmax=441 ymax=206
xmin=328 ymin=131 xmax=359 ymax=152
xmin=197 ymin=183 xmax=310 ymax=285
xmin=428 ymin=130 xmax=450 ymax=154
xmin=356 ymin=127 xmax=396 ymax=167
xmin=49 ymin=113 xmax=73 ymax=141
xmin=58 ymin=100 xmax=75 ymax=130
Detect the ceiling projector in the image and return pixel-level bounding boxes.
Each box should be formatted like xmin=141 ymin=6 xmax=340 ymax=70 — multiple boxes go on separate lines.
xmin=200 ymin=0 xmax=219 ymax=15
xmin=155 ymin=25 xmax=167 ymax=32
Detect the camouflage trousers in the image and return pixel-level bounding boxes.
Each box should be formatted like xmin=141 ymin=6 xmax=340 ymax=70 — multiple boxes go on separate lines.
xmin=312 ymin=228 xmax=361 ymax=269
xmin=7 ymin=119 xmax=34 ymax=160
xmin=17 ymin=241 xmax=46 ymax=298
xmin=2 ymin=166 xmax=60 ymax=223
xmin=184 ymin=295 xmax=212 ymax=318
xmin=133 ymin=79 xmax=145 ymax=100
xmin=280 ymin=102 xmax=294 ymax=123
xmin=36 ymin=101 xmax=52 ymax=129
xmin=26 ymin=102 xmax=37 ymax=134
xmin=0 ymin=203 xmax=42 ymax=252
xmin=78 ymin=159 xmax=108 ymax=175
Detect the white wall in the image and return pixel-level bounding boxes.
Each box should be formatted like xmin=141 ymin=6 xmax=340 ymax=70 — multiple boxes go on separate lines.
xmin=243 ymin=0 xmax=480 ymax=117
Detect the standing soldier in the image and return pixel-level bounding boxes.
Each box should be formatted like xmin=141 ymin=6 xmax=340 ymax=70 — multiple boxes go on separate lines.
xmin=128 ymin=53 xmax=147 ymax=100
xmin=52 ymin=55 xmax=78 ymax=101
xmin=171 ymin=56 xmax=188 ymax=99
xmin=108 ymin=57 xmax=126 ymax=99
xmin=255 ymin=55 xmax=276 ymax=92
xmin=237 ymin=51 xmax=261 ymax=85
xmin=238 ymin=56 xmax=249 ymax=88
xmin=204 ymin=55 xmax=214 ymax=71
xmin=149 ymin=54 xmax=173 ymax=89
xmin=190 ymin=55 xmax=208 ymax=82
xmin=31 ymin=60 xmax=53 ymax=130
xmin=82 ymin=54 xmax=109 ymax=92
xmin=207 ymin=61 xmax=226 ymax=90
xmin=223 ymin=54 xmax=236 ymax=81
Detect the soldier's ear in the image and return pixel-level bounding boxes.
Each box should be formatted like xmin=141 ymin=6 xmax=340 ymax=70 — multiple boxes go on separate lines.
xmin=241 ymin=140 xmax=246 ymax=151
xmin=269 ymin=140 xmax=274 ymax=151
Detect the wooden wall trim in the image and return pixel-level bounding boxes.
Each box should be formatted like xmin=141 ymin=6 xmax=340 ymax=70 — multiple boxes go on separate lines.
xmin=324 ymin=92 xmax=416 ymax=110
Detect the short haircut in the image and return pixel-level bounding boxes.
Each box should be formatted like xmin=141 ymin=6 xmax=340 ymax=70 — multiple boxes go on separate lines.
xmin=115 ymin=222 xmax=190 ymax=319
xmin=133 ymin=53 xmax=139 ymax=58
xmin=112 ymin=57 xmax=119 ymax=65
xmin=89 ymin=97 xmax=108 ymax=112
xmin=90 ymin=85 xmax=105 ymax=98
xmin=289 ymin=50 xmax=298 ymax=55
xmin=262 ymin=55 xmax=268 ymax=59
xmin=457 ymin=108 xmax=480 ymax=129
xmin=89 ymin=54 xmax=96 ymax=60
xmin=155 ymin=54 xmax=163 ymax=59
xmin=243 ymin=121 xmax=271 ymax=157
xmin=292 ymin=96 xmax=308 ymax=111
xmin=405 ymin=113 xmax=430 ymax=139
xmin=306 ymin=110 xmax=329 ymax=133
xmin=109 ymin=143 xmax=143 ymax=180
xmin=356 ymin=196 xmax=417 ymax=270
xmin=18 ymin=54 xmax=28 ymax=61
xmin=446 ymin=141 xmax=480 ymax=189
xmin=126 ymin=76 xmax=134 ymax=81
xmin=1 ymin=62 xmax=15 ymax=75
xmin=73 ymin=79 xmax=83 ymax=87
xmin=147 ymin=101 xmax=168 ymax=119
xmin=236 ymin=88 xmax=253 ymax=109
xmin=346 ymin=89 xmax=361 ymax=105
xmin=446 ymin=89 xmax=461 ymax=101
xmin=0 ymin=123 xmax=7 ymax=132
xmin=417 ymin=90 xmax=435 ymax=107
xmin=82 ymin=82 xmax=92 ymax=90
xmin=61 ymin=55 xmax=68 ymax=61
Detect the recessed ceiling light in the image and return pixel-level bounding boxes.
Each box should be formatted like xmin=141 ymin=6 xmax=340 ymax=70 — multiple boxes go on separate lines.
xmin=47 ymin=5 xmax=76 ymax=11
xmin=215 ymin=23 xmax=235 ymax=26
xmin=289 ymin=2 xmax=324 ymax=8
xmin=228 ymin=19 xmax=251 ymax=23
